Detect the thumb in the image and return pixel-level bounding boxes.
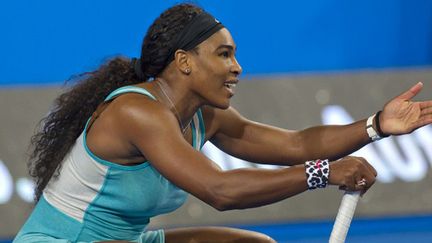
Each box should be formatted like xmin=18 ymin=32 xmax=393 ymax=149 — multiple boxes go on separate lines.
xmin=397 ymin=82 xmax=423 ymax=100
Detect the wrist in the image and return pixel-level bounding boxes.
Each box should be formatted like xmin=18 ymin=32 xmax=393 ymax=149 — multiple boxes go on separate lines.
xmin=304 ymin=159 xmax=330 ymax=190
xmin=366 ymin=111 xmax=389 ymax=141
xmin=374 ymin=111 xmax=389 ymax=138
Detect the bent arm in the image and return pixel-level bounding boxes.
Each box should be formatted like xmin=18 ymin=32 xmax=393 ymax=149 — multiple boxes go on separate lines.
xmin=206 ymin=107 xmax=371 ymax=165
xmin=118 ymin=99 xmax=375 ymax=210
xmin=120 ymin=101 xmax=310 ymax=210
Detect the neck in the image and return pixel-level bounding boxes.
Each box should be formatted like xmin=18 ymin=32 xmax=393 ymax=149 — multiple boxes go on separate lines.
xmin=150 ymin=77 xmax=202 ymax=130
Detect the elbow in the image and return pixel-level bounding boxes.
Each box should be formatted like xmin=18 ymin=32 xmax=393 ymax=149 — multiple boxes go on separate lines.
xmin=211 ymin=198 xmax=234 ymax=211
xmin=204 ymin=183 xmax=238 ymax=211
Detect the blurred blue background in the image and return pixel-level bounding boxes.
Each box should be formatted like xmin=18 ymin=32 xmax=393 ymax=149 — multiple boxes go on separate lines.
xmin=1 ymin=0 xmax=431 ymax=85
xmin=1 ymin=1 xmax=432 ymax=242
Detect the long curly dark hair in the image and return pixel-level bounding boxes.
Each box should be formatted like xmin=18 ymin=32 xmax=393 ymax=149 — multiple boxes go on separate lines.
xmin=29 ymin=3 xmax=204 ymax=201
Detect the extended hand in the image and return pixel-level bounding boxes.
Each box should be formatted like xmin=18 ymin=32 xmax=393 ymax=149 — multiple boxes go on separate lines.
xmin=380 ymin=82 xmax=432 ymax=135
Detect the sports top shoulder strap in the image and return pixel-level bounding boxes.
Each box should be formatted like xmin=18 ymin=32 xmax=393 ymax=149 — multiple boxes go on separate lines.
xmin=87 ymin=86 xmax=156 ymax=132
xmin=104 ymin=86 xmax=156 ymax=101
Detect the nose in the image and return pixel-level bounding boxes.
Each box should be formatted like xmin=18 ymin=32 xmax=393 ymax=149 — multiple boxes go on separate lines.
xmin=231 ymin=57 xmax=242 ymax=76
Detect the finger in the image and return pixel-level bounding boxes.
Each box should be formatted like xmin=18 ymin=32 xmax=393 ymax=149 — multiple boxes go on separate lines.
xmin=357 ymin=157 xmax=378 ymax=177
xmin=359 ymin=160 xmax=377 ymax=183
xmin=420 ymin=100 xmax=432 ymax=109
xmin=339 ymin=174 xmax=357 ymax=192
xmin=352 ymin=174 xmax=365 ymax=191
xmin=356 ymin=176 xmax=374 ymax=196
xmin=361 ymin=159 xmax=378 ymax=177
xmin=362 ymin=172 xmax=376 ymax=190
xmin=356 ymin=178 xmax=367 ymax=187
xmin=397 ymin=82 xmax=423 ymax=100
xmin=364 ymin=163 xmax=377 ymax=178
xmin=361 ymin=177 xmax=376 ymax=196
xmin=354 ymin=175 xmax=370 ymax=190
xmin=354 ymin=180 xmax=366 ymax=192
xmin=421 ymin=107 xmax=432 ymax=116
xmin=358 ymin=180 xmax=368 ymax=196
xmin=356 ymin=162 xmax=375 ymax=190
xmin=420 ymin=113 xmax=432 ymax=121
xmin=414 ymin=116 xmax=432 ymax=128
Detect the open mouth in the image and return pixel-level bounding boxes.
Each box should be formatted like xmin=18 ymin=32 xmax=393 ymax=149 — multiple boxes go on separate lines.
xmin=224 ymin=83 xmax=237 ymax=95
xmin=224 ymin=83 xmax=236 ymax=89
xmin=224 ymin=79 xmax=238 ymax=96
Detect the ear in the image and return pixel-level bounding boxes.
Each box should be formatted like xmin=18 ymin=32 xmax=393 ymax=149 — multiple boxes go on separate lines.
xmin=174 ymin=49 xmax=192 ymax=75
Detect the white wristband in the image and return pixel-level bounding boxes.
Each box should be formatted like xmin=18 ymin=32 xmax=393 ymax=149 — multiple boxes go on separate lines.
xmin=366 ymin=114 xmax=381 ymax=141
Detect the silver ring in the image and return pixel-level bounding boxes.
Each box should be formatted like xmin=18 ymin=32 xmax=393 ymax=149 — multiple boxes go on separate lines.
xmin=357 ymin=178 xmax=367 ymax=186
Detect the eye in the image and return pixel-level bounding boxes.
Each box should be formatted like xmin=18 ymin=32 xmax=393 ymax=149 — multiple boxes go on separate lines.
xmin=219 ymin=51 xmax=230 ymax=58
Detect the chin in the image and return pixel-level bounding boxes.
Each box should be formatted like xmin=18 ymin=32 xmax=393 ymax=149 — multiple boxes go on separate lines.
xmin=219 ymin=103 xmax=230 ymax=110
xmin=210 ymin=99 xmax=231 ymax=110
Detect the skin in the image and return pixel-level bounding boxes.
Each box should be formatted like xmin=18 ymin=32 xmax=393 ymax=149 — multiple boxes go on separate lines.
xmin=87 ymin=28 xmax=432 ymax=242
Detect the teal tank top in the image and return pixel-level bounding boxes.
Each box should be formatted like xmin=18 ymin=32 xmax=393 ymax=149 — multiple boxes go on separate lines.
xmin=14 ymin=86 xmax=206 ymax=242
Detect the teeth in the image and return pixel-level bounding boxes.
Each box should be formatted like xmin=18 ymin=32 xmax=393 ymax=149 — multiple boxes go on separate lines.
xmin=225 ymin=83 xmax=236 ymax=88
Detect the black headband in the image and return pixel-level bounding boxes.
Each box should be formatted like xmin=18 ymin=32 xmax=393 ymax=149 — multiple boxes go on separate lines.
xmin=166 ymin=12 xmax=224 ymax=63
xmin=133 ymin=11 xmax=224 ymax=80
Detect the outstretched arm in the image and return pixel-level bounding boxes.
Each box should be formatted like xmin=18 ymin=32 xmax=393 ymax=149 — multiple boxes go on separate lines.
xmin=206 ymin=107 xmax=369 ymax=165
xmin=207 ymin=82 xmax=432 ymax=165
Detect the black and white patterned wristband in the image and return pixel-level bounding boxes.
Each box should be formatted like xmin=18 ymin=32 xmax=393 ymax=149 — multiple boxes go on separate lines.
xmin=305 ymin=159 xmax=330 ymax=190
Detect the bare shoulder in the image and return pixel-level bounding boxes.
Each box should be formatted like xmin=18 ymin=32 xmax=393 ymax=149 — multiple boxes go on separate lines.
xmin=109 ymin=93 xmax=179 ymax=138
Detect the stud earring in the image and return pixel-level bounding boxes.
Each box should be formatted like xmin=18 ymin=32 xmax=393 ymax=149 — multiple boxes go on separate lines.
xmin=185 ymin=68 xmax=191 ymax=74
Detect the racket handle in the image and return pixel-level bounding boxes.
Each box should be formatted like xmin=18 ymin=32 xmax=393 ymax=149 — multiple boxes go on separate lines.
xmin=329 ymin=191 xmax=361 ymax=243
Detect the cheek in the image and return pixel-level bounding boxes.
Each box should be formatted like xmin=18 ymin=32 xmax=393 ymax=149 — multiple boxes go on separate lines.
xmin=194 ymin=68 xmax=222 ymax=87
xmin=199 ymin=56 xmax=227 ymax=74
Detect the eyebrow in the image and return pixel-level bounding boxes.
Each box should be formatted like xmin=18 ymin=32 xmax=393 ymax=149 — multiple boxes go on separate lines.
xmin=216 ymin=44 xmax=237 ymax=52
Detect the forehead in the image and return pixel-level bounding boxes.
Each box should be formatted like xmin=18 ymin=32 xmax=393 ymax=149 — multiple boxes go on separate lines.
xmin=197 ymin=28 xmax=236 ymax=50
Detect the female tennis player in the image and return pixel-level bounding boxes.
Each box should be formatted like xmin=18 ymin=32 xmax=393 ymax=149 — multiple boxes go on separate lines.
xmin=14 ymin=3 xmax=432 ymax=243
